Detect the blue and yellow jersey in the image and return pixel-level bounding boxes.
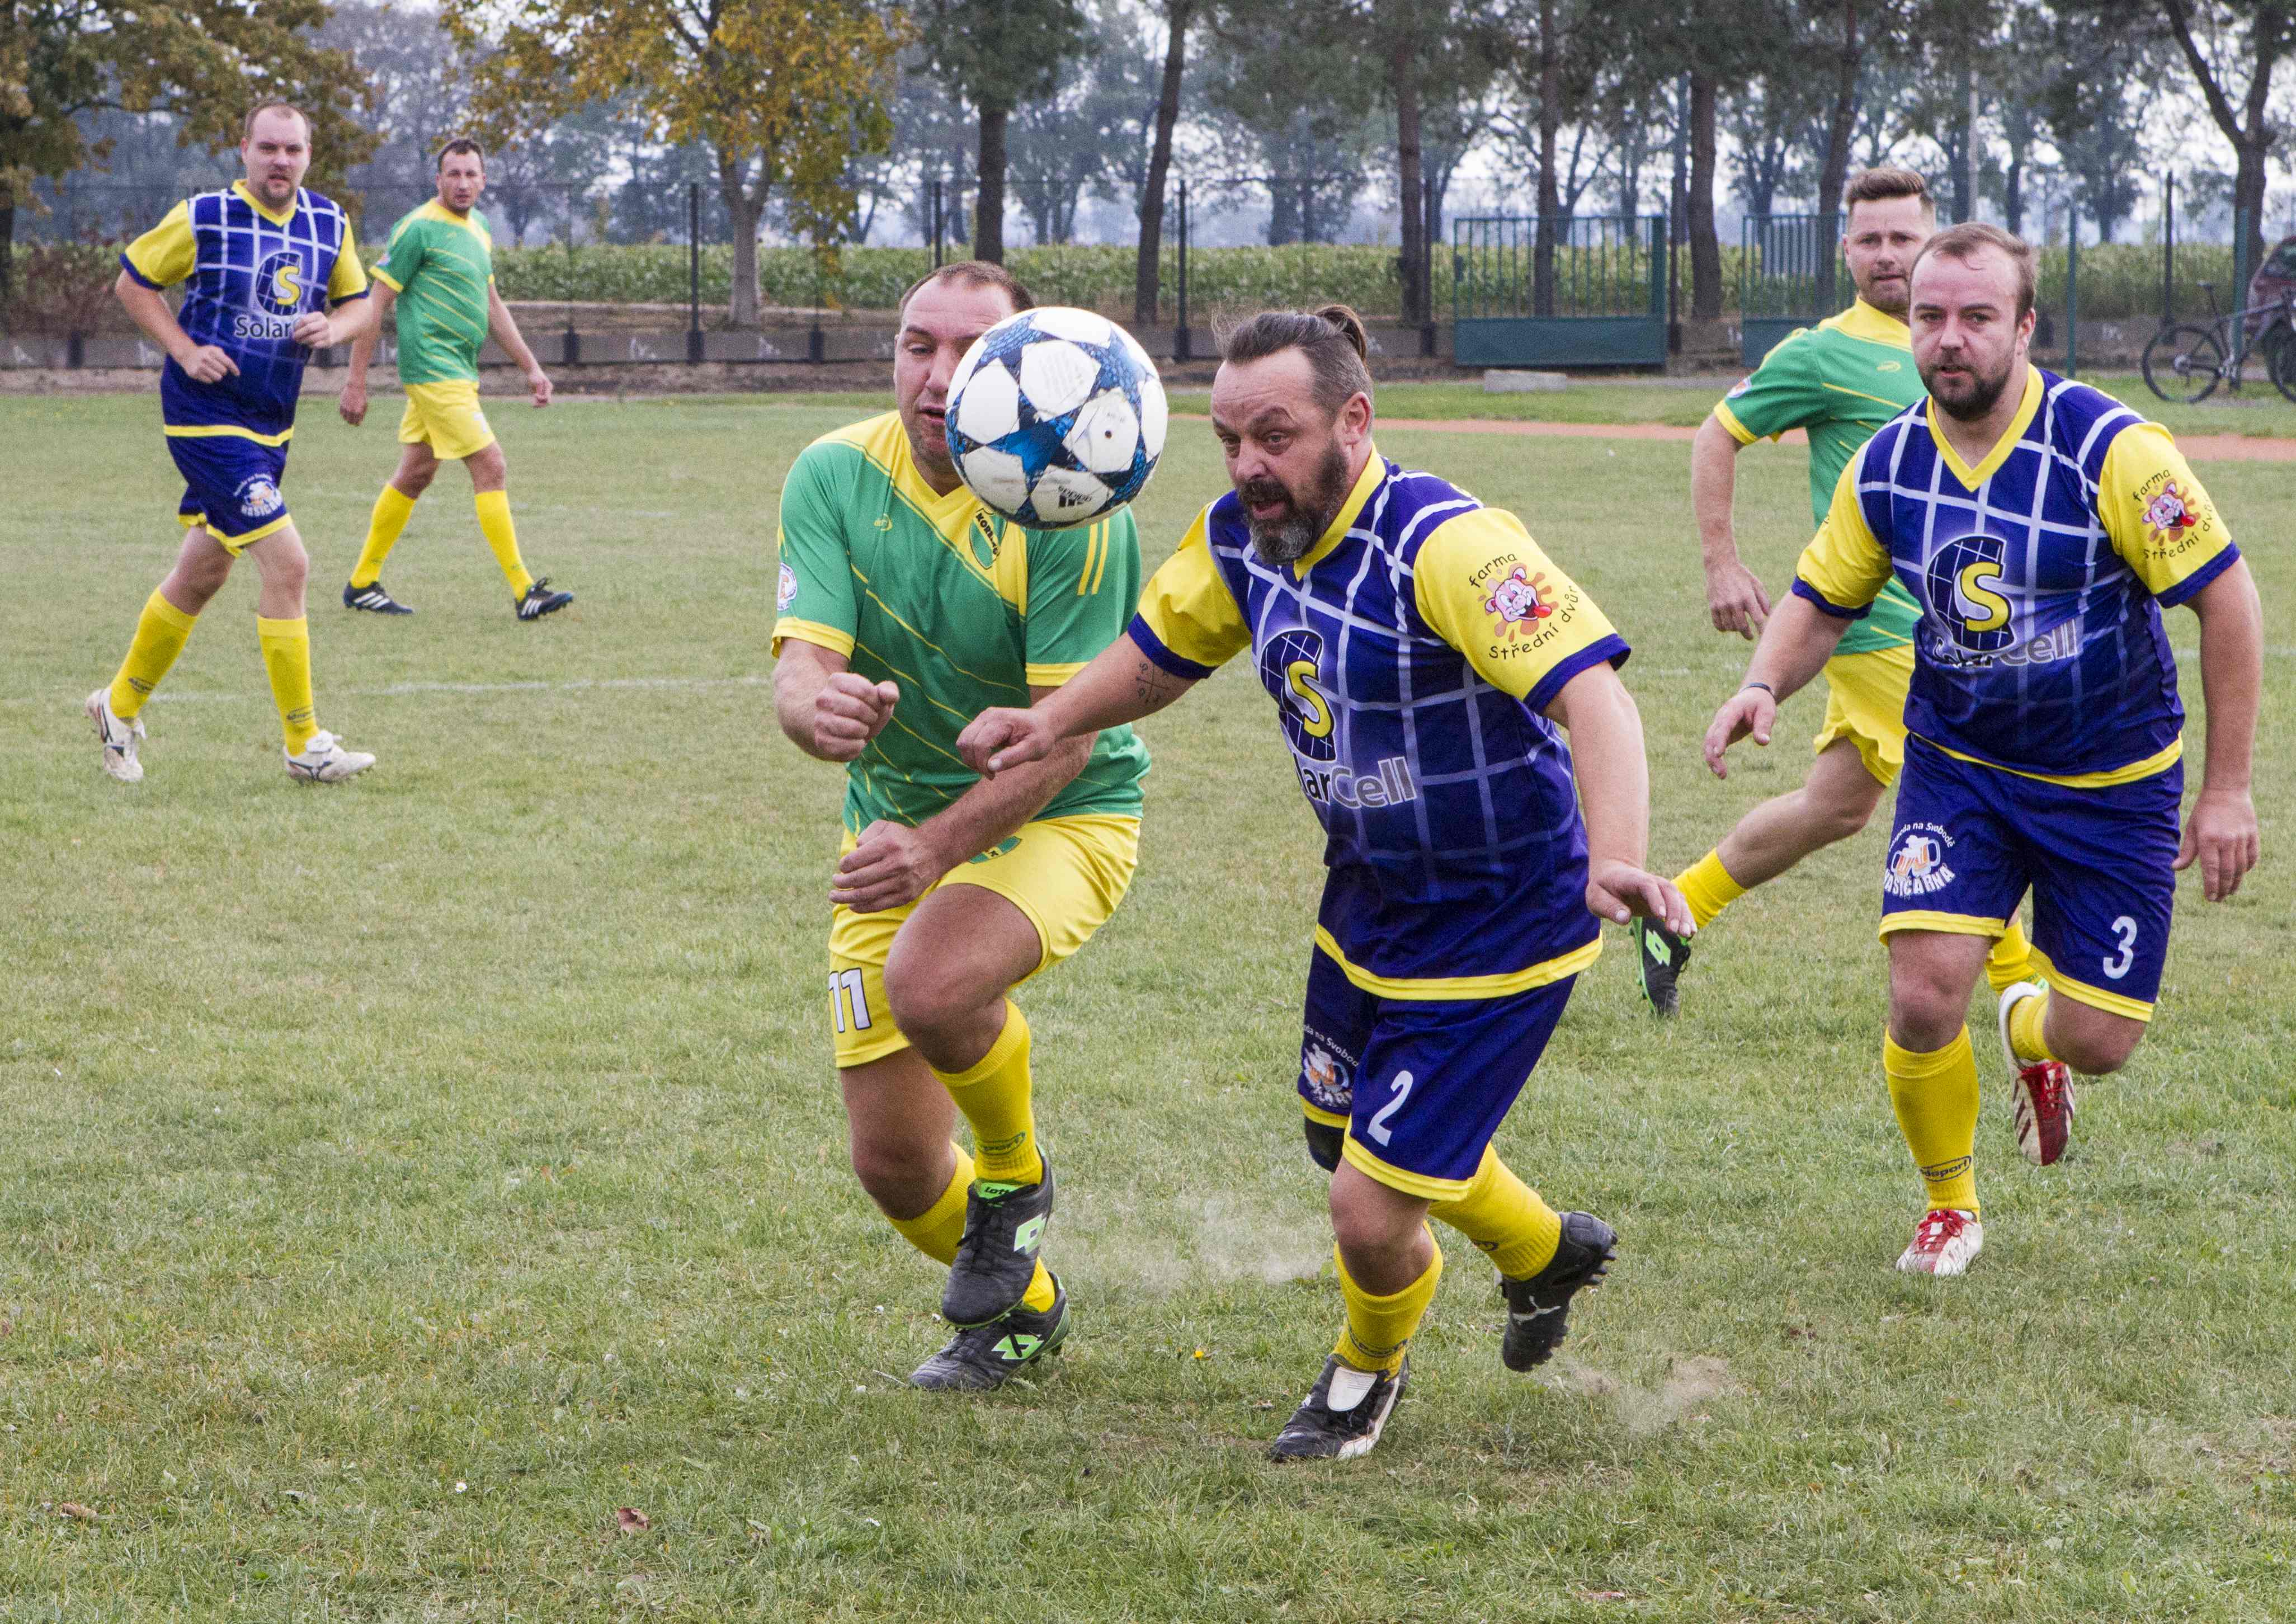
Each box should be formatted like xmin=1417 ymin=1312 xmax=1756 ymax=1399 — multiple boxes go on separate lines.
xmin=1793 ymin=369 xmax=2240 ymax=785
xmin=1132 ymin=449 xmax=1630 ymax=993
xmin=119 ymin=182 xmax=368 ymax=444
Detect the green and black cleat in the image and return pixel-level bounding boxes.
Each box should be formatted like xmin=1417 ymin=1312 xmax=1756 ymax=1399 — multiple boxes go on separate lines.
xmin=1500 ymin=1211 xmax=1616 ymax=1371
xmin=941 ymin=1154 xmax=1057 ymax=1328
xmin=910 ymin=1274 xmax=1071 ymax=1391
xmin=1631 ymin=916 xmax=1693 ymax=1018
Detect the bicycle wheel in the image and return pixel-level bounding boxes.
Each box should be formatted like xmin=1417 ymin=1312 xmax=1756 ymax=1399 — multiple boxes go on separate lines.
xmin=2142 ymin=323 xmax=2226 ymax=403
xmin=2271 ymin=323 xmax=2296 ymax=406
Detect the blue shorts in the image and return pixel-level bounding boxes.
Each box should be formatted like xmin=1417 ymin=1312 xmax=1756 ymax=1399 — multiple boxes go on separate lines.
xmin=168 ymin=433 xmax=292 ymax=552
xmin=1880 ymin=737 xmax=2181 ymax=1019
xmin=1295 ymin=943 xmax=1577 ymax=1199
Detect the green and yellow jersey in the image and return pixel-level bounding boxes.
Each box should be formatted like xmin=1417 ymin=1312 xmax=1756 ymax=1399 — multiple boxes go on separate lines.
xmin=373 ymin=201 xmax=494 ymax=385
xmin=1713 ymin=298 xmax=1923 ymax=653
xmin=773 ymin=412 xmax=1151 ymax=835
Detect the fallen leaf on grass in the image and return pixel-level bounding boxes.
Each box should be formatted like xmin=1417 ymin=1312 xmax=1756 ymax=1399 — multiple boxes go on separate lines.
xmin=57 ymin=1504 xmax=96 ymax=1521
xmin=615 ymin=1507 xmax=650 ymax=1533
xmin=1579 ymin=1592 xmax=1630 ymax=1602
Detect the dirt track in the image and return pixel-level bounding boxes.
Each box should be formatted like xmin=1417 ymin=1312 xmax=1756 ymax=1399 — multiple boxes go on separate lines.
xmin=1359 ymin=415 xmax=2296 ymax=463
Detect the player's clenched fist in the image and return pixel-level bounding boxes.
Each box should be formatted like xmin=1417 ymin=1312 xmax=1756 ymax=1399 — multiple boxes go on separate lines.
xmin=956 ymin=706 xmax=1056 ymax=777
xmin=1586 ymin=859 xmax=1695 ymax=938
xmin=1701 ymin=686 xmax=1777 ymax=779
xmin=176 ymin=343 xmax=240 ymax=384
xmin=813 ymin=674 xmax=900 ymax=761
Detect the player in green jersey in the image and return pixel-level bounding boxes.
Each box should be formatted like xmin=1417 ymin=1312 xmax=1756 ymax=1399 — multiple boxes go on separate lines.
xmin=771 ymin=261 xmax=1150 ymax=1390
xmin=338 ymin=139 xmax=572 ymax=622
xmin=1635 ymin=166 xmax=2036 ymax=1014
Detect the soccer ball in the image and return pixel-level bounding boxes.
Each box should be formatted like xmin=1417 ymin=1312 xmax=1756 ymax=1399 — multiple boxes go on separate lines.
xmin=945 ymin=307 xmax=1167 ymax=529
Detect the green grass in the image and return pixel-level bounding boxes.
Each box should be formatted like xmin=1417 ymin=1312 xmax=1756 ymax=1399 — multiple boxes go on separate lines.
xmin=2 ymin=390 xmax=2293 ymax=1621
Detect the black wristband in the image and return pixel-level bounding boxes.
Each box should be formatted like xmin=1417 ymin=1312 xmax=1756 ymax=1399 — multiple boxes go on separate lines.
xmin=1741 ymin=680 xmax=1775 ymax=695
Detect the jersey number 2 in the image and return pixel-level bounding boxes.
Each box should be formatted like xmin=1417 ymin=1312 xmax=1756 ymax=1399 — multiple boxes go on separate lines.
xmin=1365 ymin=1070 xmax=1415 ymax=1147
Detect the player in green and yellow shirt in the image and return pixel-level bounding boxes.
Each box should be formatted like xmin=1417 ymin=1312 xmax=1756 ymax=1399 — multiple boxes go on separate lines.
xmin=1635 ymin=166 xmax=2036 ymax=1014
xmin=771 ymin=262 xmax=1149 ymax=1391
xmin=338 ymin=139 xmax=572 ymax=621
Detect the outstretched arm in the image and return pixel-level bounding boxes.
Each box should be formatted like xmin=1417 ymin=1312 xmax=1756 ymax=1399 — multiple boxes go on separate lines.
xmin=1701 ymin=590 xmax=1851 ymax=778
xmin=1544 ymin=664 xmax=1692 ymax=934
xmin=958 ymin=630 xmax=1199 ymax=776
xmin=2176 ymin=557 xmax=2262 ymax=901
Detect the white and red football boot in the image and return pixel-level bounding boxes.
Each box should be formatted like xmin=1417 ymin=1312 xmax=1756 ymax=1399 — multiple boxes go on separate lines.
xmin=1998 ymin=981 xmax=2075 ymax=1166
xmin=1895 ymin=1207 xmax=1984 ymax=1276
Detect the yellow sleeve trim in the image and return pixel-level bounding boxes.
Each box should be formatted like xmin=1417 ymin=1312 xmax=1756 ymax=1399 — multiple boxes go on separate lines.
xmin=1312 ymin=927 xmax=1600 ymax=1001
xmin=1710 ymin=401 xmax=1759 ymax=445
xmin=1877 ymin=911 xmax=2010 ymax=942
xmin=1915 ymin=733 xmax=2181 ymax=789
xmin=771 ymin=618 xmax=855 ymax=659
xmin=163 ymin=423 xmax=294 ymax=446
xmin=1340 ymin=1137 xmax=1475 ymax=1202
xmin=372 ymin=266 xmax=406 ymax=293
xmin=1794 ymin=451 xmax=1893 ymax=610
xmin=1024 ymin=661 xmax=1087 ymax=688
xmin=2028 ymin=947 xmax=2156 ymax=1022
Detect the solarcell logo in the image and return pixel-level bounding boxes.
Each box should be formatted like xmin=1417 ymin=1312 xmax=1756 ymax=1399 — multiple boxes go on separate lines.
xmin=1883 ymin=821 xmax=1956 ymax=898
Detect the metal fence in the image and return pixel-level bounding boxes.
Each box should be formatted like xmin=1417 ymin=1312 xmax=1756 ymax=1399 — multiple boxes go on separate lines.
xmin=1451 ymin=216 xmax=1669 ymax=367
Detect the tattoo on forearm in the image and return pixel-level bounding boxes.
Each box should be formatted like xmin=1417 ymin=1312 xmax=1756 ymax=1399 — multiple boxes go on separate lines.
xmin=1132 ymin=657 xmax=1182 ymax=709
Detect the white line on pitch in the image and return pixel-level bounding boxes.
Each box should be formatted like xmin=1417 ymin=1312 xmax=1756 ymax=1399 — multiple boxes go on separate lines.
xmin=3 ymin=675 xmax=771 ymax=709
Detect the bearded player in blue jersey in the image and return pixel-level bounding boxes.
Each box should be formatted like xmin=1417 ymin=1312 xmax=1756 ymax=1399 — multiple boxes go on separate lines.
xmin=1706 ymin=224 xmax=2262 ymax=1278
xmin=88 ymin=103 xmax=379 ymax=785
xmin=959 ymin=305 xmax=1690 ymax=1460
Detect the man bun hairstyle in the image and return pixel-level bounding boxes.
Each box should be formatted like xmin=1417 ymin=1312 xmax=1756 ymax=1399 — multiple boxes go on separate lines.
xmin=1217 ymin=303 xmax=1375 ymax=418
xmin=1912 ymin=221 xmax=2038 ymax=321
xmin=436 ymin=138 xmax=486 ymax=172
xmin=1844 ymin=164 xmax=1934 ymax=218
xmin=899 ymin=260 xmax=1035 ymax=323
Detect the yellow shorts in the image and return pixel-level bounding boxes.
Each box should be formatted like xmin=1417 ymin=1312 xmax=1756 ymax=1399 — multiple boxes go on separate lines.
xmin=1813 ymin=643 xmax=1916 ymax=785
xmin=826 ymin=813 xmax=1140 ymax=1068
xmin=398 ymin=379 xmax=497 ymax=461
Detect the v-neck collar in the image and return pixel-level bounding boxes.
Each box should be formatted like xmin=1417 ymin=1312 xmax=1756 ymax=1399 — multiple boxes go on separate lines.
xmin=1925 ymin=366 xmax=2042 ymax=490
xmin=232 ymin=180 xmax=298 ymax=227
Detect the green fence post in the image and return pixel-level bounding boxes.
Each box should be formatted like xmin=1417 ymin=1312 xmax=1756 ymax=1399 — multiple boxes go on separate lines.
xmin=2066 ymin=201 xmax=2078 ymax=379
xmin=2232 ymin=209 xmax=2253 ymax=376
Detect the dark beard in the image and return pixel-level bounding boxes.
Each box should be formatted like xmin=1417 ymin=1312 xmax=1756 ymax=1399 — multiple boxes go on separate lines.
xmin=1242 ymin=440 xmax=1352 ymax=566
xmin=1922 ymin=355 xmax=2014 ymax=421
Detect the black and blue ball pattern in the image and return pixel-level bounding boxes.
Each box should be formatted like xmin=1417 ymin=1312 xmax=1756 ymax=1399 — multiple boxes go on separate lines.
xmin=945 ymin=307 xmax=1168 ymax=530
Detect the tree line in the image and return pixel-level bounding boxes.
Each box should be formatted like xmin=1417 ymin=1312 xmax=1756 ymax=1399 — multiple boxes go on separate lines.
xmin=4 ymin=0 xmax=2291 ymax=323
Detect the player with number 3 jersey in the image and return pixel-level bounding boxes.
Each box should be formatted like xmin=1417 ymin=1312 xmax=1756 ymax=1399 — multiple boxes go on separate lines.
xmin=1705 ymin=225 xmax=2262 ymax=1278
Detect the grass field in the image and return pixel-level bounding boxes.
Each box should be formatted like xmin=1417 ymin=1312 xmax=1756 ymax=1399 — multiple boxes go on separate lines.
xmin=2 ymin=385 xmax=2292 ymax=1622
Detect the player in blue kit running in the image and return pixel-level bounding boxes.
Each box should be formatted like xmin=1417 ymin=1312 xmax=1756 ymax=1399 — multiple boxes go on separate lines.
xmin=1705 ymin=224 xmax=2262 ymax=1276
xmin=959 ymin=306 xmax=1690 ymax=1460
xmin=89 ymin=102 xmax=379 ymax=784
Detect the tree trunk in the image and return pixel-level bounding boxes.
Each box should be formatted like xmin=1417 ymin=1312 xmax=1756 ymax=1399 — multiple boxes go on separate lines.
xmin=1533 ymin=0 xmax=1560 ymax=317
xmin=1689 ymin=70 xmax=1721 ymax=321
xmin=0 ymin=202 xmax=15 ymax=310
xmin=2003 ymin=149 xmax=2024 ymax=238
xmin=1953 ymin=67 xmax=1976 ymax=224
xmin=1816 ymin=0 xmax=1860 ymax=224
xmin=976 ymin=102 xmax=1010 ymax=264
xmin=719 ymin=153 xmax=763 ymax=326
xmin=1134 ymin=0 xmax=1190 ymax=326
xmin=1393 ymin=37 xmax=1426 ymax=324
xmin=2160 ymin=0 xmax=2286 ymax=280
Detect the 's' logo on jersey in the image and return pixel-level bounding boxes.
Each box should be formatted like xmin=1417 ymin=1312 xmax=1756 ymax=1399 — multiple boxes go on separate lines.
xmin=1924 ymin=533 xmax=2015 ymax=653
xmin=1257 ymin=628 xmax=1337 ymax=761
xmin=253 ymin=250 xmax=308 ymax=317
xmin=1883 ymin=822 xmax=1956 ymax=898
xmin=1482 ymin=566 xmax=1553 ymax=640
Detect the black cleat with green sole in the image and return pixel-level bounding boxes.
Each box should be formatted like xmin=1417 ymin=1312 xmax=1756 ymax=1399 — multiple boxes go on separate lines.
xmin=910 ymin=1274 xmax=1070 ymax=1391
xmin=941 ymin=1154 xmax=1057 ymax=1328
xmin=1631 ymin=916 xmax=1692 ymax=1018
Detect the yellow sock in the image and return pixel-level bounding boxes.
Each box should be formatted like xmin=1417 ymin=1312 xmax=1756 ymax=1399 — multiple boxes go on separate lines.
xmin=1883 ymin=1028 xmax=1981 ymax=1216
xmin=1428 ymin=1146 xmax=1562 ymax=1279
xmin=885 ymin=1142 xmax=1055 ymax=1313
xmin=351 ymin=486 xmax=417 ymax=588
xmin=1675 ymin=849 xmax=1746 ymax=932
xmin=256 ymin=615 xmax=318 ymax=752
xmin=2008 ymin=988 xmax=2057 ymax=1063
xmin=108 ymin=590 xmax=199 ymax=720
xmin=1985 ymin=917 xmax=2042 ymax=993
xmin=474 ymin=489 xmax=533 ymax=599
xmin=932 ymin=1002 xmax=1043 ymax=1185
xmin=1334 ymin=1238 xmax=1442 ymax=1374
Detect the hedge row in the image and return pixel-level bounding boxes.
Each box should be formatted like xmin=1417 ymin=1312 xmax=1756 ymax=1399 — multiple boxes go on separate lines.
xmin=2 ymin=237 xmax=2241 ymax=328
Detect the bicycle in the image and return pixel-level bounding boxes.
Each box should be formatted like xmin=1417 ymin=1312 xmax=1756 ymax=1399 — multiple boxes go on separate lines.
xmin=2142 ymin=281 xmax=2296 ymax=404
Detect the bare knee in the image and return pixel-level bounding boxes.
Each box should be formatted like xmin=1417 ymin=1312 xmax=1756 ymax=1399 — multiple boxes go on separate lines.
xmin=1888 ymin=965 xmax=1973 ymax=1053
xmin=1813 ymin=794 xmax=1876 ymax=844
xmin=883 ymin=950 xmax=997 ymax=1044
xmin=467 ymin=444 xmax=507 ymax=489
xmin=2050 ymin=1008 xmax=2146 ymax=1076
xmin=848 ymin=1125 xmax=949 ymax=1217
xmin=162 ymin=550 xmax=231 ymax=612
